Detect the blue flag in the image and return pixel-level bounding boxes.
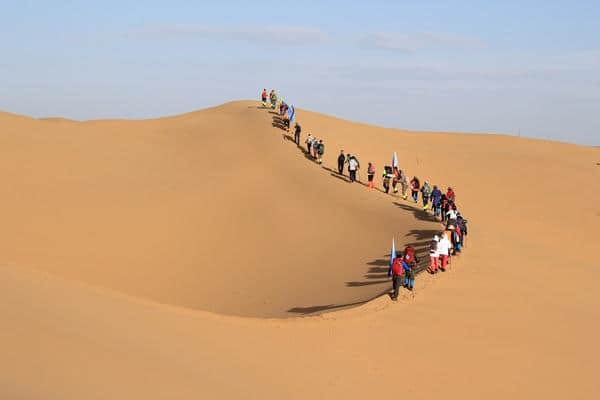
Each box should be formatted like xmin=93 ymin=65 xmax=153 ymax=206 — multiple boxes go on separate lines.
xmin=287 ymin=105 xmax=295 ymax=123
xmin=388 ymin=238 xmax=396 ymax=277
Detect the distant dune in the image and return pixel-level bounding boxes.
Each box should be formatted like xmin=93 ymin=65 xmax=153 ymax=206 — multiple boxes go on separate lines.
xmin=1 ymin=100 xmax=598 ymax=399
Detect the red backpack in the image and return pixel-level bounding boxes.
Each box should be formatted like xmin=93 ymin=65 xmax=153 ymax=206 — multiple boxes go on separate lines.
xmin=404 ymin=246 xmax=416 ymax=264
xmin=392 ymin=258 xmax=404 ymax=276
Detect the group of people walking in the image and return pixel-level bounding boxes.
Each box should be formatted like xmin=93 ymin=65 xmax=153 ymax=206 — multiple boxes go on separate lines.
xmin=389 ymin=195 xmax=468 ymax=300
xmin=261 ymin=88 xmax=278 ymax=110
xmin=337 ymin=151 xmax=361 ymax=182
xmin=259 ymin=90 xmax=470 ymax=301
xmin=305 ymin=133 xmax=325 ymax=164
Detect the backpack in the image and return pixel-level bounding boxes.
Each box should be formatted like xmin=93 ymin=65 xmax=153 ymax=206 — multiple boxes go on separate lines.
xmin=318 ymin=143 xmax=324 ymax=154
xmin=422 ymin=183 xmax=431 ymax=196
xmin=429 ymin=240 xmax=438 ymax=254
xmin=392 ymin=258 xmax=404 ymax=276
xmin=404 ymin=246 xmax=416 ymax=264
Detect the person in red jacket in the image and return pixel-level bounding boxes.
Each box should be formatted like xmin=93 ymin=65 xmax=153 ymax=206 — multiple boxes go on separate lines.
xmin=446 ymin=187 xmax=456 ymax=204
xmin=403 ymin=245 xmax=418 ymax=290
xmin=261 ymin=88 xmax=267 ymax=106
xmin=410 ymin=176 xmax=420 ymax=203
xmin=390 ymin=253 xmax=405 ymax=301
xmin=367 ymin=162 xmax=376 ymax=188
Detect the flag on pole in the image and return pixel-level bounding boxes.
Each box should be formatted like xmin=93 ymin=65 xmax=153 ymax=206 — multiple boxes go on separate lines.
xmin=392 ymin=152 xmax=398 ymax=168
xmin=388 ymin=238 xmax=396 ymax=277
xmin=287 ymin=105 xmax=295 ymax=123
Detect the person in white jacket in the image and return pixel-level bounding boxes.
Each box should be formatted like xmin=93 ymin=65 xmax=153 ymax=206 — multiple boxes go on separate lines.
xmin=438 ymin=233 xmax=452 ymax=272
xmin=428 ymin=235 xmax=440 ymax=273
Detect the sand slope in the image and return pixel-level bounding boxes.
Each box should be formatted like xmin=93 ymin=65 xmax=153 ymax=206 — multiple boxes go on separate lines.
xmin=0 ymin=101 xmax=439 ymax=317
xmin=1 ymin=101 xmax=599 ymax=399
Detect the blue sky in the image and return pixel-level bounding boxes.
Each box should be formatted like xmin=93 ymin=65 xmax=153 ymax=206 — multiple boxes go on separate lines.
xmin=1 ymin=1 xmax=599 ymax=145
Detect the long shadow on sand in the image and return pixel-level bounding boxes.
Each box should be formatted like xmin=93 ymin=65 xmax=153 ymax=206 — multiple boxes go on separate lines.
xmin=288 ymin=289 xmax=391 ymax=315
xmin=393 ymin=201 xmax=440 ymax=223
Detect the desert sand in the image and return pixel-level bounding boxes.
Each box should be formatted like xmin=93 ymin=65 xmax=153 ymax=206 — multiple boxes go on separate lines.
xmin=0 ymin=101 xmax=599 ymax=399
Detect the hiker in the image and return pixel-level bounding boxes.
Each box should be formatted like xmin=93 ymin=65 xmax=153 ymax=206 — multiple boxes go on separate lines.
xmin=410 ymin=176 xmax=420 ymax=203
xmin=444 ymin=224 xmax=455 ymax=258
xmin=337 ymin=151 xmax=346 ymax=175
xmin=261 ymin=88 xmax=267 ymax=106
xmin=305 ymin=133 xmax=313 ymax=154
xmin=317 ymin=140 xmax=324 ymax=164
xmin=457 ymin=213 xmax=468 ymax=248
xmin=403 ymin=245 xmax=417 ymax=291
xmin=270 ymin=90 xmax=277 ymax=109
xmin=367 ymin=163 xmax=376 ymax=188
xmin=392 ymin=167 xmax=400 ymax=194
xmin=431 ymin=185 xmax=443 ymax=218
xmin=390 ymin=253 xmax=405 ymax=301
xmin=347 ymin=154 xmax=360 ymax=182
xmin=399 ymin=171 xmax=408 ymax=200
xmin=446 ymin=205 xmax=458 ymax=226
xmin=438 ymin=232 xmax=451 ymax=271
xmin=441 ymin=193 xmax=449 ymax=223
xmin=446 ymin=187 xmax=456 ymax=204
xmin=312 ymin=138 xmax=319 ymax=159
xmin=294 ymin=123 xmax=301 ymax=145
xmin=428 ymin=235 xmax=440 ymax=273
xmin=421 ymin=181 xmax=432 ymax=210
xmin=453 ymin=223 xmax=462 ymax=254
xmin=382 ymin=166 xmax=393 ymax=193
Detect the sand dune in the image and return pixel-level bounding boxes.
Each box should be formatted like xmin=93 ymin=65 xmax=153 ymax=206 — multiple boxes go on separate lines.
xmin=1 ymin=101 xmax=599 ymax=399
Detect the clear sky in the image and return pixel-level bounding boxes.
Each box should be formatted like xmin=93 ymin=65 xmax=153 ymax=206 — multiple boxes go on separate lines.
xmin=1 ymin=1 xmax=599 ymax=145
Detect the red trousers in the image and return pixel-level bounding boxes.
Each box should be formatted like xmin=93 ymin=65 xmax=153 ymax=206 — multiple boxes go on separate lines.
xmin=428 ymin=256 xmax=438 ymax=273
xmin=440 ymin=255 xmax=449 ymax=270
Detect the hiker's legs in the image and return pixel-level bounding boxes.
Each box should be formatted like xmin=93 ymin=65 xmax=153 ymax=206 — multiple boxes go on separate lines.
xmin=412 ymin=191 xmax=418 ymax=202
xmin=406 ymin=270 xmax=414 ymax=289
xmin=429 ymin=256 xmax=438 ymax=273
xmin=423 ymin=196 xmax=429 ymax=209
xmin=338 ymin=163 xmax=344 ymax=175
xmin=440 ymin=255 xmax=448 ymax=271
xmin=392 ymin=276 xmax=401 ymax=299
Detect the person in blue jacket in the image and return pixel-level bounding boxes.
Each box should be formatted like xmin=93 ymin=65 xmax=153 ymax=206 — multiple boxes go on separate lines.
xmin=403 ymin=258 xmax=414 ymax=291
xmin=431 ymin=185 xmax=443 ymax=218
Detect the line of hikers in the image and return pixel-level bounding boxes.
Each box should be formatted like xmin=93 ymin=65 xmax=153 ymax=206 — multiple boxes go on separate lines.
xmin=262 ymin=88 xmax=295 ymax=131
xmin=389 ymin=209 xmax=468 ymax=300
xmin=259 ymin=89 xmax=470 ymax=300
